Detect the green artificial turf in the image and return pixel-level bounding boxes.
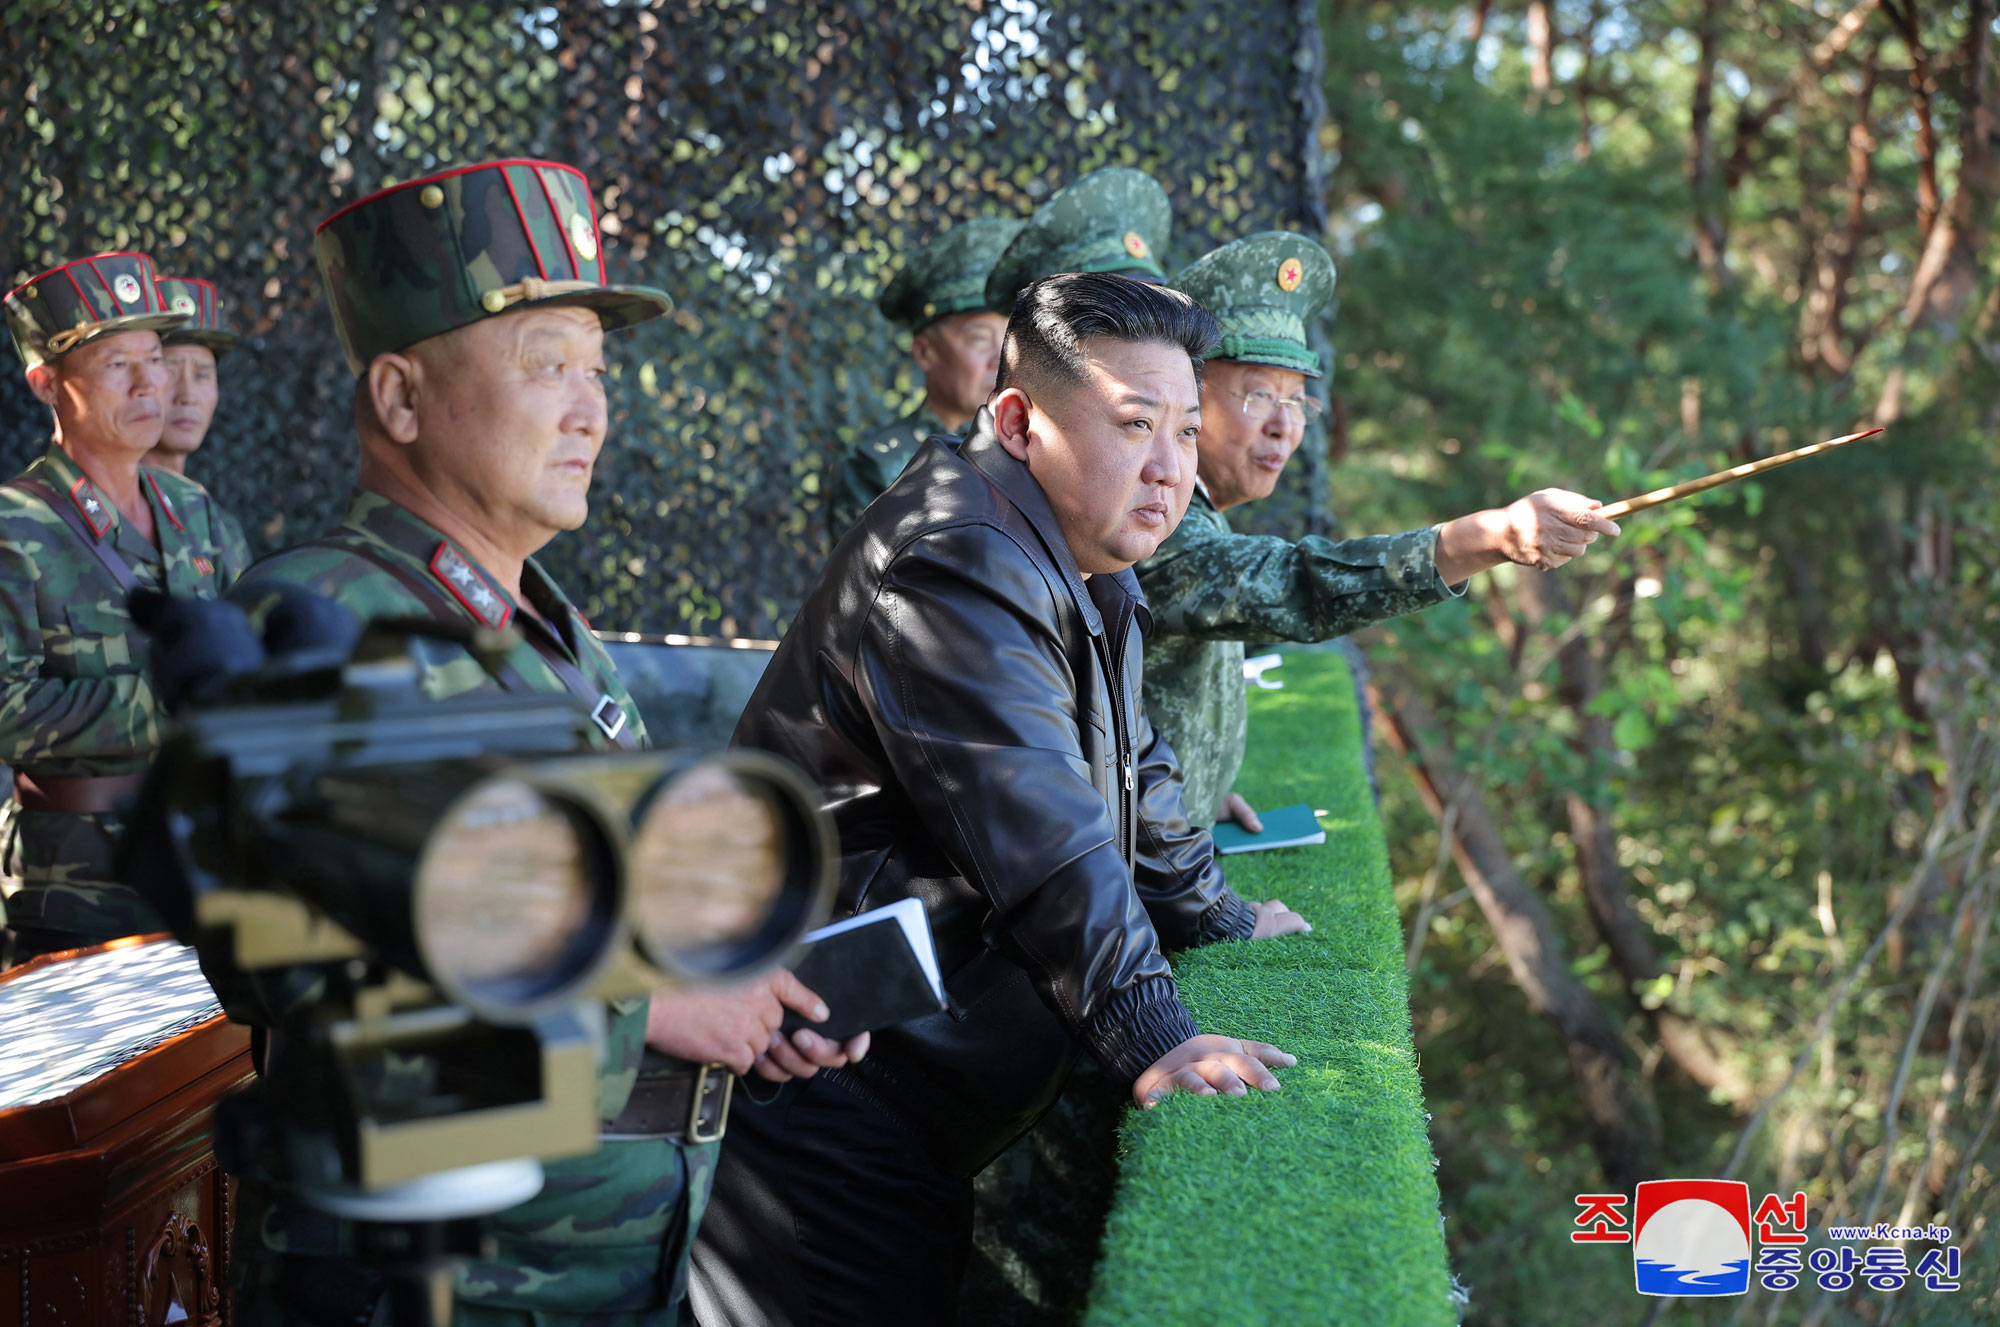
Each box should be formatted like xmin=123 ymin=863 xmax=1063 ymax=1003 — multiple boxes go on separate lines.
xmin=1084 ymin=649 xmax=1459 ymax=1326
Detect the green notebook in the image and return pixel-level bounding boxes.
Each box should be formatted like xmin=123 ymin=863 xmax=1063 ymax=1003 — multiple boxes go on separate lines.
xmin=1208 ymin=802 xmax=1327 ymax=854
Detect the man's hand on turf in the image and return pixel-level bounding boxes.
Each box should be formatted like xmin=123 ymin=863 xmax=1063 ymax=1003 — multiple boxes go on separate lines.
xmin=1250 ymin=897 xmax=1311 ymax=938
xmin=1132 ymin=1035 xmax=1296 ymax=1108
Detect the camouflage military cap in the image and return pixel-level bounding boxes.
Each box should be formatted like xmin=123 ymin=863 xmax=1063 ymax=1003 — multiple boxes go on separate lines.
xmin=314 ymin=158 xmax=672 ymax=374
xmin=1172 ymin=231 xmax=1335 ymax=378
xmin=155 ymin=275 xmax=239 ymax=354
xmin=877 ymin=218 xmax=1024 ymax=331
xmin=4 ymin=251 xmax=189 ymax=369
xmin=983 ymin=168 xmax=1172 ymax=312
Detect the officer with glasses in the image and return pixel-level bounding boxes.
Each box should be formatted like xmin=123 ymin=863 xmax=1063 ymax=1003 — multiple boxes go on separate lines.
xmin=1138 ymin=232 xmax=1620 ymax=832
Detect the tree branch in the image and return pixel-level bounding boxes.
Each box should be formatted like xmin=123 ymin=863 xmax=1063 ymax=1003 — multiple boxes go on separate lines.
xmin=1723 ymin=0 xmax=1881 ymax=195
xmin=1371 ymin=675 xmax=1662 ymax=1188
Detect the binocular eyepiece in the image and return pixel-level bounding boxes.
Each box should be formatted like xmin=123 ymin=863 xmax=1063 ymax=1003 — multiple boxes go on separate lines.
xmin=128 ymin=599 xmax=837 ymax=1024
xmin=123 ymin=595 xmax=837 ymax=1196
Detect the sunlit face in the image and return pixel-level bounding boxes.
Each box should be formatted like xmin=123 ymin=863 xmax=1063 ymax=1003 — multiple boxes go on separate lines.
xmin=1197 ymin=360 xmax=1309 ymax=511
xmin=912 ymin=311 xmax=1007 ymax=422
xmin=157 ymin=343 xmax=219 ymax=458
xmin=408 ymin=306 xmax=609 ymax=549
xmin=1001 ymin=337 xmax=1200 ymax=575
xmin=31 ymin=330 xmax=170 ymax=458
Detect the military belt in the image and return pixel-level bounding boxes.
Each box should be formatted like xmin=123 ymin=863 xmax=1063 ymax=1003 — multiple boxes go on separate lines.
xmin=13 ymin=770 xmax=146 ymax=814
xmin=601 ymin=1062 xmax=732 ymax=1144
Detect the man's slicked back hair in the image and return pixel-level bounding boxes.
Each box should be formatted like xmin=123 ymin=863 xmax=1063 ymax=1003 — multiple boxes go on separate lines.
xmin=995 ymin=271 xmax=1220 ymax=397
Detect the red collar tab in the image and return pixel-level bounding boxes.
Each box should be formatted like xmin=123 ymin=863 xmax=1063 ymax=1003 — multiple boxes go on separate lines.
xmin=68 ymin=477 xmax=113 ymax=538
xmin=145 ymin=472 xmax=186 ymax=532
xmin=428 ymin=542 xmax=513 ymax=630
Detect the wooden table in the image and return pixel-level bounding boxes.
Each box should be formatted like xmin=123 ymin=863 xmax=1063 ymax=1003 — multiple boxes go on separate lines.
xmin=0 ymin=936 xmax=253 ymax=1327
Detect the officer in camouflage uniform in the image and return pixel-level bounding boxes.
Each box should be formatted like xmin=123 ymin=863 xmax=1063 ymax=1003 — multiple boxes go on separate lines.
xmin=230 ymin=157 xmax=863 ymax=1326
xmin=825 ymin=169 xmax=1170 ymax=542
xmin=1140 ymin=232 xmax=1622 ymax=827
xmin=0 ymin=250 xmax=251 ymax=960
xmin=147 ymin=273 xmax=252 ymax=555
xmin=826 ymin=217 xmax=1020 ymax=538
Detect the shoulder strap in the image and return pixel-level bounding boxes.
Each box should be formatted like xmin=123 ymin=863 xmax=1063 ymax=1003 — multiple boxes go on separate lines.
xmin=517 ymin=620 xmax=637 ymax=750
xmin=316 ymin=529 xmax=637 ymax=750
xmin=5 ymin=476 xmax=145 ymax=599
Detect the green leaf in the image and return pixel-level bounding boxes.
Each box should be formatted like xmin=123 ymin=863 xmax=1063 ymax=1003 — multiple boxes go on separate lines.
xmin=1612 ymin=708 xmax=1655 ymax=751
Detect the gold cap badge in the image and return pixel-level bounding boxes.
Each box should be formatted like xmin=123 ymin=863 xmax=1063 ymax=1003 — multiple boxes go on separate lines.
xmin=420 ymin=185 xmax=445 ymax=209
xmin=1277 ymin=258 xmax=1303 ymax=292
xmin=1123 ymin=231 xmax=1149 ymax=259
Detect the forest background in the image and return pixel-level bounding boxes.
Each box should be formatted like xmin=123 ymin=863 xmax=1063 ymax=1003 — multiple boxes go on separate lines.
xmin=1338 ymin=3 xmax=2000 ymax=1323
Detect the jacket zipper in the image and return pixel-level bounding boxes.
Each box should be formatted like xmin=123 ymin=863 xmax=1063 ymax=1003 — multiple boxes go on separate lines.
xmin=1101 ymin=600 xmax=1135 ymax=862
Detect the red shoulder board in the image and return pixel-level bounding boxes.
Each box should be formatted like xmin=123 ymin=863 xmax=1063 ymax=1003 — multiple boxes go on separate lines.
xmin=68 ymin=477 xmax=113 ymax=538
xmin=145 ymin=471 xmax=186 ymax=532
xmin=428 ymin=542 xmax=514 ymax=630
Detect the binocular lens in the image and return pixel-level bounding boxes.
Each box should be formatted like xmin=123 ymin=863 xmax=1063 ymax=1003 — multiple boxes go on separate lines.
xmin=414 ymin=779 xmax=609 ymax=997
xmin=629 ymin=762 xmax=788 ymax=960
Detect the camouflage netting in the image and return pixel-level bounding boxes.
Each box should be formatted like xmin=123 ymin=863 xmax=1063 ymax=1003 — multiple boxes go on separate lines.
xmin=0 ymin=4 xmax=1330 ymax=1321
xmin=0 ymin=0 xmax=1331 ymax=639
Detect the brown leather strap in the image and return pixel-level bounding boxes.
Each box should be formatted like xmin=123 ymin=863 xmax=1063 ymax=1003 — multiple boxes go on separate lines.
xmin=14 ymin=770 xmax=147 ymax=814
xmin=5 ymin=477 xmax=147 ymax=599
xmin=518 ymin=622 xmax=637 ymax=749
xmin=602 ymin=1063 xmax=732 ymax=1143
xmin=318 ymin=530 xmax=637 ymax=750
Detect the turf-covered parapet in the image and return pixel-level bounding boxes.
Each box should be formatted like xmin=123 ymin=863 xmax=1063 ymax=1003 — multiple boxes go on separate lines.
xmin=1086 ymin=648 xmax=1458 ymax=1325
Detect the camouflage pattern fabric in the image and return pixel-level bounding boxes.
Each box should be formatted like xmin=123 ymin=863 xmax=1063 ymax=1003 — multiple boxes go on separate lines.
xmin=1136 ymin=484 xmax=1459 ymax=826
xmin=3 ymin=251 xmax=187 ymax=369
xmin=209 ymin=498 xmax=251 ymax=566
xmin=314 ymin=158 xmax=671 ymax=375
xmin=1170 ymin=231 xmax=1336 ymax=378
xmin=984 ymin=167 xmax=1172 ymax=311
xmin=228 ymin=488 xmax=708 ymax=1325
xmin=154 ymin=274 xmax=239 ymax=354
xmin=876 ymin=217 xmax=1023 ymax=331
xmin=452 ymin=1137 xmax=720 ymax=1323
xmin=0 ymin=443 xmax=248 ymax=947
xmin=827 ymin=403 xmax=952 ymax=540
xmin=233 ymin=489 xmax=647 ymax=719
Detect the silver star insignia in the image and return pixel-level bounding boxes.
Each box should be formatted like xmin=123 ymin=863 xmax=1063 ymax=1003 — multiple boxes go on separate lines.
xmin=442 ymin=557 xmax=501 ymax=614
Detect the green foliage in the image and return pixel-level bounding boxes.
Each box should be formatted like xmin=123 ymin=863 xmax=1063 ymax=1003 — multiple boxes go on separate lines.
xmin=1087 ymin=649 xmax=1457 ymax=1326
xmin=1326 ymin=2 xmax=2000 ymax=1321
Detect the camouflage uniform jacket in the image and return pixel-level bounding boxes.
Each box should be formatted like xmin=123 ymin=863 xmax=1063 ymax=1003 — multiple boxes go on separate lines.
xmin=1135 ymin=484 xmax=1461 ymax=826
xmin=827 ymin=401 xmax=951 ymax=538
xmin=229 ymin=489 xmax=715 ymax=1326
xmin=0 ymin=442 xmax=249 ymax=944
xmin=209 ymin=494 xmax=253 ymax=568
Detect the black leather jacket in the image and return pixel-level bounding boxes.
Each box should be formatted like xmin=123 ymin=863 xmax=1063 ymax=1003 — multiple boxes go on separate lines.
xmin=735 ymin=413 xmax=1256 ymax=1175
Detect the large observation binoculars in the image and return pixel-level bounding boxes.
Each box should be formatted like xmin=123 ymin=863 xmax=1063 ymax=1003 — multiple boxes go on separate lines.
xmin=124 ymin=597 xmax=836 ymax=1197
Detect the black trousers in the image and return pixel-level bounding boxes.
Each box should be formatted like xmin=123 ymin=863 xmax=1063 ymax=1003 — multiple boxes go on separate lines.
xmin=689 ymin=1069 xmax=974 ymax=1327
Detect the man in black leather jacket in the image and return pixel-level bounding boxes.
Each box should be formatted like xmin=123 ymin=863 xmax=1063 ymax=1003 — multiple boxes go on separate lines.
xmin=692 ymin=274 xmax=1310 ymax=1326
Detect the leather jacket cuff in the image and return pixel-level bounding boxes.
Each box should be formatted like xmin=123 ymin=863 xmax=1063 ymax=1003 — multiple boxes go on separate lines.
xmin=1084 ymin=975 xmax=1201 ymax=1088
xmin=1192 ymin=889 xmax=1259 ymax=946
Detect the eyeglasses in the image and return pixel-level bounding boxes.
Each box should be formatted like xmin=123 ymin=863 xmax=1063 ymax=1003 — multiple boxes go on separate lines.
xmin=1227 ymin=386 xmax=1324 ymax=424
